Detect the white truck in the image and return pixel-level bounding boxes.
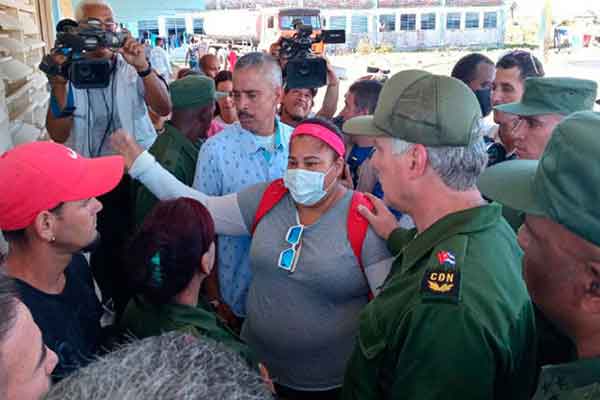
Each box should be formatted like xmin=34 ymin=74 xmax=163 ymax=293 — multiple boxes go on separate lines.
xmin=200 ymin=8 xmax=326 ymax=54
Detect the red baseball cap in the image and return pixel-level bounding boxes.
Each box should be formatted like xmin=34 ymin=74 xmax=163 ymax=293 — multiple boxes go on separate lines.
xmin=0 ymin=141 xmax=124 ymax=231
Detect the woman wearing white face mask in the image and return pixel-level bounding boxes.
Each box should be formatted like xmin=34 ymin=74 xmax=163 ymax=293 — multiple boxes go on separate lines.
xmin=111 ymin=118 xmax=393 ymax=399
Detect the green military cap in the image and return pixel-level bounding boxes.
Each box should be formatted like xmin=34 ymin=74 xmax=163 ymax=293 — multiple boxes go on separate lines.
xmin=478 ymin=111 xmax=600 ymax=246
xmin=343 ymin=69 xmax=482 ymax=147
xmin=170 ymin=75 xmax=221 ymax=110
xmin=495 ymin=77 xmax=597 ymax=116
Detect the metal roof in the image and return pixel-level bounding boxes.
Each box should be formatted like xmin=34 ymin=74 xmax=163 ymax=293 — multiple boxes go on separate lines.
xmin=203 ymin=0 xmax=505 ymax=9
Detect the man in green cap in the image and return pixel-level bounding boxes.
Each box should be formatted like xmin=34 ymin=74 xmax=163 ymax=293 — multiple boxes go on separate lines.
xmin=487 ymin=78 xmax=597 ymax=361
xmin=495 ymin=77 xmax=597 ymax=160
xmin=340 ymin=69 xmax=536 ymax=399
xmin=478 ymin=111 xmax=600 ymax=400
xmin=135 ymin=75 xmax=220 ymax=227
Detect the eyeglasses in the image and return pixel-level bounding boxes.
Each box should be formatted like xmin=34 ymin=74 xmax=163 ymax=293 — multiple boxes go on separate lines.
xmin=510 ymin=117 xmax=523 ymax=132
xmin=278 ymin=224 xmax=304 ymax=273
xmin=81 ymin=18 xmax=117 ymax=31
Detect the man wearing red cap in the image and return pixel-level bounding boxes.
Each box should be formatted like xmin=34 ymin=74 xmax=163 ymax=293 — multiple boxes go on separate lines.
xmin=0 ymin=141 xmax=123 ymax=379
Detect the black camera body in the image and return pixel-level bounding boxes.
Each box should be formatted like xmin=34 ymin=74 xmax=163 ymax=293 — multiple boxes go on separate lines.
xmin=40 ymin=19 xmax=127 ymax=89
xmin=281 ymin=23 xmax=345 ymax=89
xmin=484 ymin=136 xmax=515 ymax=167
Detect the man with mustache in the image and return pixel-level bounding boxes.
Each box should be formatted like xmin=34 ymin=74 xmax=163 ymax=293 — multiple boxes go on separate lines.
xmin=193 ymin=52 xmax=294 ymax=330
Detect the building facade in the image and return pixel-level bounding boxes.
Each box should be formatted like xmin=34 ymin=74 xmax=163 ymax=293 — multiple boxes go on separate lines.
xmin=199 ymin=0 xmax=506 ymax=49
xmin=320 ymin=2 xmax=506 ymax=49
xmin=62 ymin=0 xmax=505 ymax=50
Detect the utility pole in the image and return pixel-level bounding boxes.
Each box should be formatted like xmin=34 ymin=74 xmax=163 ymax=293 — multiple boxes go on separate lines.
xmin=440 ymin=0 xmax=446 ymax=48
xmin=539 ymin=0 xmax=553 ymax=63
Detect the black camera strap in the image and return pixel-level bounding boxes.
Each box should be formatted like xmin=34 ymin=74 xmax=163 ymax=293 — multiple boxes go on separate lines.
xmin=88 ymin=57 xmax=118 ymax=157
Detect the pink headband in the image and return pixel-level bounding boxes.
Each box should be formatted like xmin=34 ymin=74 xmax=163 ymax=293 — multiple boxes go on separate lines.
xmin=291 ymin=123 xmax=345 ymax=157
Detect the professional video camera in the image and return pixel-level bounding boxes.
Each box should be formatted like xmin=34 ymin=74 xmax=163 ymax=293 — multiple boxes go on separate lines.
xmin=40 ymin=18 xmax=128 ymax=89
xmin=279 ymin=22 xmax=345 ymax=89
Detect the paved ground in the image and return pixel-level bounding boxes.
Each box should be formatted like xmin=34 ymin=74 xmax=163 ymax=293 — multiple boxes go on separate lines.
xmin=319 ymin=47 xmax=600 ymax=112
xmin=172 ymin=45 xmax=600 ymax=112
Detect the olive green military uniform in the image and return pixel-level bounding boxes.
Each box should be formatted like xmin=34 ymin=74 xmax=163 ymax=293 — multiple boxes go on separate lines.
xmin=494 ymin=77 xmax=597 ymax=119
xmin=479 ymin=111 xmax=600 ymax=400
xmin=534 ymin=306 xmax=577 ymax=376
xmin=501 ymin=205 xmax=524 ymax=232
xmin=134 ymin=74 xmax=220 ymax=227
xmin=134 ymin=122 xmax=201 ymax=226
xmin=341 ymin=204 xmax=536 ymax=400
xmin=119 ymin=295 xmax=256 ymax=365
xmin=342 ymin=70 xmax=538 ymax=400
xmin=531 ymin=358 xmax=600 ymax=400
xmin=489 ymin=77 xmax=598 ymax=234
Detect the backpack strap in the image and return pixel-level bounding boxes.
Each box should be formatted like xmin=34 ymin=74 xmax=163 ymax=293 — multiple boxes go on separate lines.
xmin=348 ymin=191 xmax=375 ymax=300
xmin=251 ymin=179 xmax=288 ymax=234
xmin=252 ymin=182 xmax=375 ymax=300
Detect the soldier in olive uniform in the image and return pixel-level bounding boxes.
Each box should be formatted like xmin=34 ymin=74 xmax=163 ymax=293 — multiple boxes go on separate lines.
xmin=494 ymin=77 xmax=597 ymax=161
xmin=484 ymin=77 xmax=598 ymax=373
xmin=479 ymin=111 xmax=600 ymax=400
xmin=135 ymin=75 xmax=220 ymax=228
xmin=340 ymin=70 xmax=536 ymax=400
xmin=490 ymin=77 xmax=597 ymax=232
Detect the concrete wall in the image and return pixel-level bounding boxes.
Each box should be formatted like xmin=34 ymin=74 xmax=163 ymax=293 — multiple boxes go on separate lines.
xmin=443 ymin=7 xmax=505 ymax=47
xmin=62 ymin=1 xmax=503 ymax=50
xmin=70 ymin=0 xmax=205 ymax=24
xmin=321 ymin=5 xmax=505 ymax=50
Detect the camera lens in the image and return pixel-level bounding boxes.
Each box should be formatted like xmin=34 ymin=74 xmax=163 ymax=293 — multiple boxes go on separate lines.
xmin=298 ymin=60 xmax=311 ymax=76
xmin=83 ymin=37 xmax=99 ymax=51
xmin=78 ymin=64 xmax=92 ymax=78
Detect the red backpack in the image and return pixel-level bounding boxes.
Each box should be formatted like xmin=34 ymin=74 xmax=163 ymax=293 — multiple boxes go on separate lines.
xmin=250 ymin=178 xmax=375 ymax=300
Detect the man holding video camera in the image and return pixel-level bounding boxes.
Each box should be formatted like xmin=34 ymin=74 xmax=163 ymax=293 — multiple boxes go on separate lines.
xmin=45 ymin=0 xmax=171 ymax=156
xmin=43 ymin=0 xmax=172 ymax=316
xmin=279 ymin=64 xmax=340 ymax=128
xmin=274 ymin=24 xmax=342 ymax=128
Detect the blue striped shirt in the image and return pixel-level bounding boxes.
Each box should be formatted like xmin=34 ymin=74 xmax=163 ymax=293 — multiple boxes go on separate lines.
xmin=193 ymin=118 xmax=293 ymax=316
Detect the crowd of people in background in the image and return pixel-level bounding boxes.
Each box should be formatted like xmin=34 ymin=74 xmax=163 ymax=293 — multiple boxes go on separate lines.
xmin=142 ymin=32 xmax=238 ymax=84
xmin=1 ymin=0 xmax=600 ymax=399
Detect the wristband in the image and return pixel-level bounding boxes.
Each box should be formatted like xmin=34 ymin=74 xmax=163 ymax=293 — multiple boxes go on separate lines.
xmin=137 ymin=61 xmax=153 ymax=78
xmin=50 ymin=83 xmax=75 ymax=119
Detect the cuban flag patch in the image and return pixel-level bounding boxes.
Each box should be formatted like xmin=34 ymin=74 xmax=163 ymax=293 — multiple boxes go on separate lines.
xmin=437 ymin=251 xmax=456 ymax=267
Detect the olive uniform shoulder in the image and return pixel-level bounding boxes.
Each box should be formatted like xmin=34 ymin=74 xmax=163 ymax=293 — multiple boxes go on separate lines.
xmin=420 ymin=234 xmax=469 ymax=305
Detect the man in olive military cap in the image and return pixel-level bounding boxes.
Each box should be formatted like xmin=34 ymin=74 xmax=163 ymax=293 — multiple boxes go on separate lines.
xmin=495 ymin=77 xmax=597 ymax=160
xmin=135 ymin=75 xmax=221 ymax=228
xmin=487 ymin=80 xmax=596 ymax=361
xmin=340 ymin=69 xmax=536 ymax=400
xmin=479 ymin=111 xmax=600 ymax=400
